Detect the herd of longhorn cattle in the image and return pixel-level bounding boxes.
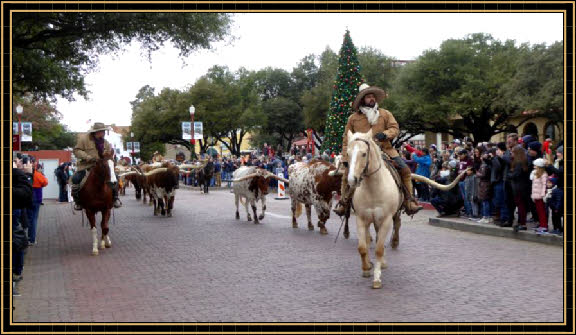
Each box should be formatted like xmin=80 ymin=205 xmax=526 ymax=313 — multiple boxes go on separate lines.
xmin=116 ymin=157 xmax=346 ymax=235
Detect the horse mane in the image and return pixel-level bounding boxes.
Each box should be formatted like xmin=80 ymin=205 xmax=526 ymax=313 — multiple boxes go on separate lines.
xmin=92 ymin=157 xmax=111 ymax=185
xmin=349 ymin=131 xmax=383 ymax=158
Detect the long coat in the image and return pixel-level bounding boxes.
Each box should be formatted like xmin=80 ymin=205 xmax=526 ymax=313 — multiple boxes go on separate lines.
xmin=341 ymin=108 xmax=400 ymax=162
xmin=73 ymin=133 xmax=113 ymax=172
xmin=476 ymin=162 xmax=492 ymax=201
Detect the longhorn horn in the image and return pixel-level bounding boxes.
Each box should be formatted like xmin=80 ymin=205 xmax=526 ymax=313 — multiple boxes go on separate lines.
xmin=264 ymin=171 xmax=290 ymax=184
xmin=118 ymin=171 xmax=140 ymax=177
xmin=411 ymin=170 xmax=467 ymax=191
xmin=143 ymin=168 xmax=168 ymax=176
xmin=232 ymin=173 xmax=260 ymax=182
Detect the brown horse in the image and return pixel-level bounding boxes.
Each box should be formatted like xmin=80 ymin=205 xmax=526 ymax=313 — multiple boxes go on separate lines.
xmin=78 ymin=152 xmax=116 ymax=255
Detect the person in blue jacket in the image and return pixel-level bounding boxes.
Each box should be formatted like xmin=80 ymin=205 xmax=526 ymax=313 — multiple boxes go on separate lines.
xmin=412 ymin=148 xmax=432 ymax=201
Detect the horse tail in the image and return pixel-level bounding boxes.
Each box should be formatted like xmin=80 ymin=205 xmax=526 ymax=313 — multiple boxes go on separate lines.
xmin=411 ymin=170 xmax=467 ymax=191
xmin=294 ymin=201 xmax=303 ymax=218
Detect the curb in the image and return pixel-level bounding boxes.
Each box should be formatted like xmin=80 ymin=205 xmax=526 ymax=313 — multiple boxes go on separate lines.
xmin=428 ymin=217 xmax=563 ymax=247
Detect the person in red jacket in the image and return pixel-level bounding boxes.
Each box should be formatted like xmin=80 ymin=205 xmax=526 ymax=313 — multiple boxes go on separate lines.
xmin=26 ymin=161 xmax=48 ymax=245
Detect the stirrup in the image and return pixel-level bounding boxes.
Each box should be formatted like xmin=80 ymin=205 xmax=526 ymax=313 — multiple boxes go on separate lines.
xmin=333 ymin=201 xmax=348 ymax=217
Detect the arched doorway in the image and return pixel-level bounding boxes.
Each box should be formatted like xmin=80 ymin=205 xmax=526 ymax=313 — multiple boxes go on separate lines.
xmin=522 ymin=122 xmax=538 ymax=138
xmin=544 ymin=121 xmax=558 ymax=141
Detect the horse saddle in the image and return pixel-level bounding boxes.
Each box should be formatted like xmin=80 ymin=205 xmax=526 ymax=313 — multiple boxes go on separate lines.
xmin=380 ymin=153 xmax=407 ymax=212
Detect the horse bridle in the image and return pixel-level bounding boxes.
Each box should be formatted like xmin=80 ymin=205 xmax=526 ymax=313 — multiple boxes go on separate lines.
xmin=352 ymin=138 xmax=382 ymax=183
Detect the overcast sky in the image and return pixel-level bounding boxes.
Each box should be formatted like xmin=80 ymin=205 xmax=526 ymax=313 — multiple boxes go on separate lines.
xmin=56 ymin=12 xmax=564 ymax=132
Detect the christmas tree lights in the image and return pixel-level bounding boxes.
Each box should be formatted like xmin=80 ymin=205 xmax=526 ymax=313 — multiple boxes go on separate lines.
xmin=321 ymin=30 xmax=364 ymax=155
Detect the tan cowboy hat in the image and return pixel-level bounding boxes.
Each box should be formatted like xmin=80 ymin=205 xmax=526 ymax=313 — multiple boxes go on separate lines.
xmin=88 ymin=122 xmax=111 ymax=133
xmin=352 ymin=83 xmax=387 ymax=112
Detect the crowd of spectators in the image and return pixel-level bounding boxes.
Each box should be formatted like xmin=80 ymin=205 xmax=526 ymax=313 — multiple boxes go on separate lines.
xmin=401 ymin=134 xmax=564 ymax=235
xmin=12 ymin=152 xmax=49 ymax=298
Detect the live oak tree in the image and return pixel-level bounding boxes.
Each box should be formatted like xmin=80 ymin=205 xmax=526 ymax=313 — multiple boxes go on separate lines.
xmin=390 ymin=33 xmax=562 ymax=143
xmin=12 ymin=12 xmax=233 ymax=101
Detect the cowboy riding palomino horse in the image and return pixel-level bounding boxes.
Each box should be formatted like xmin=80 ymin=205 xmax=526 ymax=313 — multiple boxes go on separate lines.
xmin=344 ymin=129 xmax=465 ymax=289
xmin=77 ymin=151 xmax=117 ymax=255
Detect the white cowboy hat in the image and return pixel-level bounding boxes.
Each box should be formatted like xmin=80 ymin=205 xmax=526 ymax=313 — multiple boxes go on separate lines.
xmin=352 ymin=83 xmax=387 ymax=112
xmin=88 ymin=122 xmax=111 ymax=133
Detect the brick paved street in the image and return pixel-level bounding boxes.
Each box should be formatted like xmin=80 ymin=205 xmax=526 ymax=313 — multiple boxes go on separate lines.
xmin=13 ymin=186 xmax=564 ymax=323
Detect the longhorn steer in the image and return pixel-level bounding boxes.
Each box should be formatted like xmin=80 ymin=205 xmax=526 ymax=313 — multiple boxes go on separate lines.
xmin=288 ymin=159 xmax=342 ymax=234
xmin=232 ymin=166 xmax=289 ymax=224
xmin=144 ymin=163 xmax=180 ymax=217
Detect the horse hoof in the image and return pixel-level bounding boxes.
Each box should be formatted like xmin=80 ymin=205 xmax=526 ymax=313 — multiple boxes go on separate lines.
xmin=391 ymin=240 xmax=399 ymax=249
xmin=319 ymin=228 xmax=328 ymax=235
xmin=292 ymin=222 xmax=298 ymax=228
xmin=308 ymin=225 xmax=314 ymax=231
xmin=344 ymin=232 xmax=350 ymax=239
xmin=247 ymin=217 xmax=252 ymax=222
xmin=372 ymin=281 xmax=382 ymax=289
xmin=167 ymin=213 xmax=172 ymax=217
xmin=254 ymin=220 xmax=260 ymax=224
xmin=105 ymin=244 xmax=112 ymax=248
xmin=92 ymin=250 xmax=99 ymax=256
xmin=362 ymin=271 xmax=371 ymax=278
xmin=236 ymin=213 xmax=240 ymax=220
xmin=258 ymin=215 xmax=264 ymax=220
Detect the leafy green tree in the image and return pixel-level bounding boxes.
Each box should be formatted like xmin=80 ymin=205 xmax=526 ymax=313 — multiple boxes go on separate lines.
xmin=391 ymin=33 xmax=542 ymax=143
xmin=13 ymin=13 xmax=233 ymax=101
xmin=301 ymin=48 xmax=338 ymax=133
xmin=252 ymin=67 xmax=295 ymax=101
xmin=357 ymin=46 xmax=397 ymax=91
xmin=499 ymin=41 xmax=563 ymax=123
xmin=261 ymin=97 xmax=304 ymax=150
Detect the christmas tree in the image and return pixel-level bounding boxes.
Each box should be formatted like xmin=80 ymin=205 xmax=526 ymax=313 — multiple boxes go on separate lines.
xmin=321 ymin=30 xmax=364 ymax=155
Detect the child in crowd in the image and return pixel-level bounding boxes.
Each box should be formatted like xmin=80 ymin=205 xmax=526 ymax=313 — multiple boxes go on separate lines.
xmin=545 ymin=177 xmax=563 ymax=235
xmin=531 ymin=158 xmax=549 ymax=233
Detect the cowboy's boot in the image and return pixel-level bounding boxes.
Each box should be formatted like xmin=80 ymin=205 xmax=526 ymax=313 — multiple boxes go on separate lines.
xmin=108 ymin=182 xmax=123 ymax=208
xmin=334 ymin=170 xmax=353 ymax=217
xmin=400 ymin=166 xmax=423 ymax=215
xmin=71 ymin=183 xmax=82 ymax=211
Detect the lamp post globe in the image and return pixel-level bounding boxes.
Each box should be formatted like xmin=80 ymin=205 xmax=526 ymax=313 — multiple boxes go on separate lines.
xmin=16 ymin=104 xmax=23 ymax=151
xmin=189 ymin=105 xmax=196 ymax=152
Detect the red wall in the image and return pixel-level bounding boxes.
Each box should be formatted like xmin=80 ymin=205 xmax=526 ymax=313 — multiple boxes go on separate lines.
xmin=21 ymin=150 xmax=72 ymax=165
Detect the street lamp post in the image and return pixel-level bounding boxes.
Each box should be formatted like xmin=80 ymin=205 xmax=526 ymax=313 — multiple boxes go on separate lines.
xmin=190 ymin=105 xmax=195 ymax=158
xmin=130 ymin=132 xmax=135 ymax=165
xmin=16 ymin=104 xmax=23 ymax=151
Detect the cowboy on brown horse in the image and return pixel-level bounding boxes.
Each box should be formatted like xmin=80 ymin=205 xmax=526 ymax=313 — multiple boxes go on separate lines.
xmin=333 ymin=83 xmax=423 ymax=217
xmin=71 ymin=122 xmax=122 ymax=210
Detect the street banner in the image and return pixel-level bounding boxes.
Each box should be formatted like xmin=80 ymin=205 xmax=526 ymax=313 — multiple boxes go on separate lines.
xmin=193 ymin=122 xmax=203 ymax=140
xmin=133 ymin=142 xmax=140 ymax=153
xmin=13 ymin=122 xmax=18 ymax=135
xmin=182 ymin=122 xmax=192 ymax=140
xmin=21 ymin=122 xmax=32 ymax=142
xmin=126 ymin=142 xmax=133 ymax=151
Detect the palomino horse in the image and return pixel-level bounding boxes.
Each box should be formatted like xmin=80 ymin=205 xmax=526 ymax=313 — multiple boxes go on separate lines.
xmin=346 ymin=130 xmax=464 ymax=288
xmin=78 ymin=152 xmax=117 ymax=255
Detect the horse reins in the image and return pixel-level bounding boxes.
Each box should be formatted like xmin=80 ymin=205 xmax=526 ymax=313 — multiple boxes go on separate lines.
xmin=352 ymin=138 xmax=382 ymax=183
